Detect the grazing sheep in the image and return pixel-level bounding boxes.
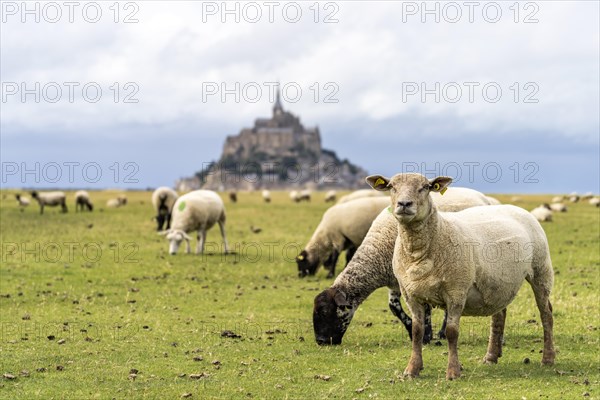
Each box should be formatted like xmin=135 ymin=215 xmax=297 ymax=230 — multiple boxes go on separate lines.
xmin=337 ymin=189 xmax=384 ymax=204
xmin=551 ymin=196 xmax=564 ymax=203
xmin=151 ymin=187 xmax=178 ymax=231
xmin=549 ymin=203 xmax=567 ymax=212
xmin=299 ymin=189 xmax=311 ymax=202
xmin=117 ymin=194 xmax=128 ymax=205
xmin=30 ymin=191 xmax=67 ymax=214
xmin=531 ymin=204 xmax=553 ymax=222
xmin=15 ymin=194 xmax=30 ymax=207
xmin=229 ymin=191 xmax=238 ymax=203
xmin=590 ymin=197 xmax=600 ymax=207
xmin=366 ymin=173 xmax=555 ymax=380
xmin=107 ymin=197 xmax=127 ymax=208
xmin=297 ymin=197 xmax=390 ymax=278
xmin=262 ymin=190 xmax=271 ymax=203
xmin=160 ymin=190 xmax=229 ymax=255
xmin=582 ymin=192 xmax=594 ymax=200
xmin=75 ymin=190 xmax=93 ymax=212
xmin=313 ymin=187 xmax=494 ymax=346
xmin=290 ymin=190 xmax=300 ymax=203
xmin=324 ymin=190 xmax=337 ymax=203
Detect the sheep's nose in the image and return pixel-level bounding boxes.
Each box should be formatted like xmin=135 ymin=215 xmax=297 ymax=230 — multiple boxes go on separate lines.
xmin=397 ymin=201 xmax=413 ymax=208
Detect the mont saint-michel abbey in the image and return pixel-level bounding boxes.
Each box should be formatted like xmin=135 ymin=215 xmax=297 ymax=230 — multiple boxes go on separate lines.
xmin=220 ymin=90 xmax=323 ymax=163
xmin=176 ymin=90 xmax=367 ymax=191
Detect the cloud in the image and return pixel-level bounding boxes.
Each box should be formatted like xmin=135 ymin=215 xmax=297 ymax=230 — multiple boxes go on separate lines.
xmin=1 ymin=1 xmax=598 ymax=191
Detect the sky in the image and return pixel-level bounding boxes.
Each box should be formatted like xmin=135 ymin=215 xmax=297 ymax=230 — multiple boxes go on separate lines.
xmin=1 ymin=1 xmax=599 ymax=193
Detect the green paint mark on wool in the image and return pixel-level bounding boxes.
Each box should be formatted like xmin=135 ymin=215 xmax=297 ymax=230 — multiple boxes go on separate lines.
xmin=178 ymin=201 xmax=186 ymax=212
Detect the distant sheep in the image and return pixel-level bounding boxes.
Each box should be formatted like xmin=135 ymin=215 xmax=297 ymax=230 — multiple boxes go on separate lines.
xmin=582 ymin=192 xmax=594 ymax=200
xmin=590 ymin=197 xmax=600 ymax=207
xmin=160 ymin=190 xmax=229 ymax=255
xmin=531 ymin=204 xmax=553 ymax=222
xmin=31 ymin=191 xmax=67 ymax=214
xmin=290 ymin=190 xmax=310 ymax=202
xmin=262 ymin=190 xmax=271 ymax=203
xmin=313 ymin=187 xmax=494 ymax=346
xmin=75 ymin=190 xmax=93 ymax=212
xmin=324 ymin=190 xmax=337 ymax=203
xmin=151 ymin=187 xmax=178 ymax=231
xmin=290 ymin=190 xmax=299 ymax=202
xmin=107 ymin=197 xmax=127 ymax=208
xmin=549 ymin=203 xmax=567 ymax=212
xmin=366 ymin=173 xmax=555 ymax=380
xmin=15 ymin=194 xmax=30 ymax=207
xmin=569 ymin=192 xmax=580 ymax=203
xmin=551 ymin=196 xmax=565 ymax=203
xmin=299 ymin=190 xmax=311 ymax=202
xmin=297 ymin=197 xmax=390 ymax=278
xmin=229 ymin=191 xmax=238 ymax=203
xmin=337 ymin=189 xmax=384 ymax=204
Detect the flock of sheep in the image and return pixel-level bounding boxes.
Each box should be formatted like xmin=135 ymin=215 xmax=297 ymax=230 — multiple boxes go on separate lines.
xmin=530 ymin=192 xmax=599 ymax=222
xmin=11 ymin=179 xmax=599 ymax=380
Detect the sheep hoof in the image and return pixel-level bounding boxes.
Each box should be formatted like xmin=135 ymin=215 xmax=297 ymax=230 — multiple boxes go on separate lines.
xmin=482 ymin=354 xmax=498 ymax=364
xmin=446 ymin=368 xmax=461 ymax=380
xmin=541 ymin=357 xmax=555 ymax=366
xmin=403 ymin=365 xmax=421 ymax=378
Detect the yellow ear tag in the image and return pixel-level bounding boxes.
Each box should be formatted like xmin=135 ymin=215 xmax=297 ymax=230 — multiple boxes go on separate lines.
xmin=440 ymin=187 xmax=447 ymax=195
xmin=375 ymin=178 xmax=385 ymax=187
xmin=297 ymin=255 xmax=304 ymax=261
xmin=433 ymin=183 xmax=440 ymax=191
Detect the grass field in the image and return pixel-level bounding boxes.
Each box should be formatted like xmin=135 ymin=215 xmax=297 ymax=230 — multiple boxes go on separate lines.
xmin=1 ymin=190 xmax=598 ymax=399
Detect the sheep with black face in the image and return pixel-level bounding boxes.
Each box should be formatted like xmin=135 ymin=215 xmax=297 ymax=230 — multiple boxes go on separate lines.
xmin=31 ymin=191 xmax=68 ymax=214
xmin=160 ymin=190 xmax=229 ymax=255
xmin=297 ymin=197 xmax=390 ymax=278
xmin=151 ymin=187 xmax=178 ymax=231
xmin=75 ymin=190 xmax=93 ymax=212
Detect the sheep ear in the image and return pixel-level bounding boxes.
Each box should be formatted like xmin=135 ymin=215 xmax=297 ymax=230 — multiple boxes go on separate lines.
xmin=182 ymin=232 xmax=192 ymax=241
xmin=429 ymin=176 xmax=453 ymax=195
xmin=333 ymin=290 xmax=350 ymax=307
xmin=158 ymin=230 xmax=170 ymax=236
xmin=365 ymin=175 xmax=391 ymax=191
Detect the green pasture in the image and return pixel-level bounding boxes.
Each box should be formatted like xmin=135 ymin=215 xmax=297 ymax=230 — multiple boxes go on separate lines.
xmin=0 ymin=190 xmax=598 ymax=399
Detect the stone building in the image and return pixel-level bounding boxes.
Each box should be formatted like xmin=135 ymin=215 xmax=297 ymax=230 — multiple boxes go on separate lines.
xmin=176 ymin=90 xmax=368 ymax=191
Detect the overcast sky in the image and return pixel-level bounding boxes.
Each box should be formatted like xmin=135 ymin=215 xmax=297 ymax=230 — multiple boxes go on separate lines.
xmin=1 ymin=1 xmax=598 ymax=193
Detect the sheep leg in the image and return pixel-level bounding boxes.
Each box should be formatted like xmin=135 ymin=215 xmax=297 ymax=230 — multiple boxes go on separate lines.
xmin=483 ymin=308 xmax=507 ymax=364
xmin=403 ymin=298 xmax=425 ymax=378
xmin=196 ymin=230 xmax=206 ymax=255
xmin=423 ymin=304 xmax=433 ymax=344
xmin=39 ymin=204 xmax=44 ymax=215
xmin=438 ymin=311 xmax=448 ymax=339
xmin=218 ymin=220 xmax=229 ymax=253
xmin=166 ymin=213 xmax=172 ymax=230
xmin=324 ymin=250 xmax=339 ymax=279
xmin=61 ymin=199 xmax=68 ymax=213
xmin=531 ymin=285 xmax=555 ymax=365
xmin=388 ymin=290 xmax=413 ymax=340
xmin=185 ymin=239 xmax=191 ymax=254
xmin=345 ymin=246 xmax=357 ymax=265
xmin=445 ymin=304 xmax=463 ymax=380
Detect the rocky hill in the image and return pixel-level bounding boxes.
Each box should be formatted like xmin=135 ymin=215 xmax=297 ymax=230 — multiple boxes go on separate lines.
xmin=176 ymin=91 xmax=368 ymax=191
